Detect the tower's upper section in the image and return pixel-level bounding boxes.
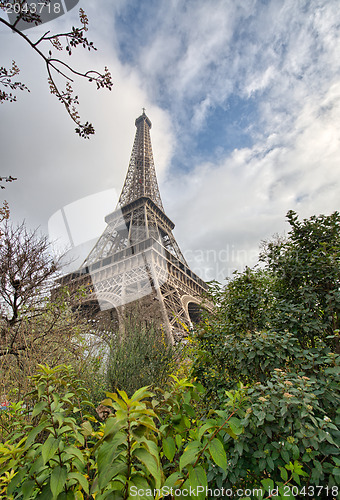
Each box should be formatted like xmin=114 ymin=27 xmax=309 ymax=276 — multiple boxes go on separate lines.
xmin=117 ymin=110 xmax=164 ymax=211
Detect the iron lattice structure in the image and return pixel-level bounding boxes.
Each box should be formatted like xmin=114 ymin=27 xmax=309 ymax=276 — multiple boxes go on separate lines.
xmin=63 ymin=111 xmax=208 ymax=339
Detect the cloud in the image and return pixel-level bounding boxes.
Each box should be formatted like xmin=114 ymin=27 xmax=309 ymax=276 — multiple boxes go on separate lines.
xmin=1 ymin=0 xmax=340 ymax=284
xmin=124 ymin=0 xmax=340 ymax=280
xmin=166 ymin=79 xmax=340 ymax=280
xmin=0 ymin=4 xmax=174 ymax=232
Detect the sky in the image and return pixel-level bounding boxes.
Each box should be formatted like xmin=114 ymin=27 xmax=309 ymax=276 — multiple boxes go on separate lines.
xmin=1 ymin=0 xmax=340 ymax=283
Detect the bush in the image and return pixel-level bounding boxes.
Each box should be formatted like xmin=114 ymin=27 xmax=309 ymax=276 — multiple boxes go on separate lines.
xmin=0 ymin=364 xmax=247 ymax=500
xmin=106 ymin=317 xmax=180 ymax=396
xmin=207 ymin=367 xmax=340 ymax=491
xmin=192 ymin=316 xmax=340 ymax=490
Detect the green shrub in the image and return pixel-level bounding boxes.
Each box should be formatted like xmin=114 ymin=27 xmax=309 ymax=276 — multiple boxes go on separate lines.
xmin=106 ymin=318 xmax=180 ymax=396
xmin=192 ymin=326 xmax=340 ymax=492
xmin=0 ymin=365 xmax=248 ymax=499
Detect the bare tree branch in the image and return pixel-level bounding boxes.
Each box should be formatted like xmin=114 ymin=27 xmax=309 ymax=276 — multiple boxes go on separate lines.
xmin=0 ymin=1 xmax=113 ymax=138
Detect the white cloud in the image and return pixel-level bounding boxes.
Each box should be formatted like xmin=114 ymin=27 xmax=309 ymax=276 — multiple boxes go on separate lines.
xmin=0 ymin=4 xmax=174 ymax=232
xmin=1 ymin=0 xmax=340 ymax=284
xmin=167 ymin=79 xmax=340 ymax=279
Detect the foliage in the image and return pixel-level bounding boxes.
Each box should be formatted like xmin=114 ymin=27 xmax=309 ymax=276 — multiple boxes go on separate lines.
xmin=209 ymin=368 xmax=339 ymax=491
xmin=203 ymin=210 xmax=340 ymax=351
xmin=106 ymin=317 xmax=180 ymax=397
xmin=261 ymin=210 xmax=340 ymax=349
xmin=1 ymin=364 xmax=329 ymax=499
xmin=0 ymin=355 xmax=338 ymax=498
xmin=0 ymin=221 xmax=99 ymax=400
xmin=1 ymin=210 xmax=340 ymax=497
xmin=193 ymin=326 xmax=340 ymax=490
xmin=0 ymin=2 xmax=113 ymax=137
xmin=0 ymin=364 xmax=95 ymax=499
xmin=191 ymin=211 xmax=340 ymax=491
xmin=207 ymin=268 xmax=273 ymax=336
xmin=0 ymin=364 xmax=247 ymax=500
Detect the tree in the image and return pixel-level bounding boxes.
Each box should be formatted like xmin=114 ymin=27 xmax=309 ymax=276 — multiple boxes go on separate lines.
xmin=0 ymin=177 xmax=16 ymax=239
xmin=205 ymin=268 xmax=274 ymax=336
xmin=0 ymin=1 xmax=113 ymax=138
xmin=0 ymin=221 xmax=92 ymax=398
xmin=261 ymin=210 xmax=340 ymax=349
xmin=193 ymin=210 xmax=340 ymax=398
xmin=0 ymin=200 xmax=10 ymax=239
xmin=190 ymin=211 xmax=340 ymax=490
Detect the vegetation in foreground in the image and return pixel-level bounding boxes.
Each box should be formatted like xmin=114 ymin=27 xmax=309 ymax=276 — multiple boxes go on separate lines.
xmin=0 ymin=210 xmax=339 ymax=499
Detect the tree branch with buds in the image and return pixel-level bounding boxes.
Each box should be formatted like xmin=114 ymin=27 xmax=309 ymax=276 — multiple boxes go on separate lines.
xmin=0 ymin=1 xmax=113 ymax=138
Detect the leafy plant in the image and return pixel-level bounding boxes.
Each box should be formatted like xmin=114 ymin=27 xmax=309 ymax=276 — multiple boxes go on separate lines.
xmin=0 ymin=364 xmax=246 ymax=499
xmin=261 ymin=210 xmax=340 ymax=349
xmin=106 ymin=317 xmax=180 ymax=396
xmin=0 ymin=364 xmax=95 ymax=499
xmin=217 ymin=368 xmax=339 ymax=491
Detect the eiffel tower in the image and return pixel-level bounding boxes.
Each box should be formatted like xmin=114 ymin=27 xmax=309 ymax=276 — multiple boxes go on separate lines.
xmin=63 ymin=110 xmax=208 ymax=340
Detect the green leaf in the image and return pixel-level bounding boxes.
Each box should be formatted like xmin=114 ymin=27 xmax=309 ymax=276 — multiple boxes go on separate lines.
xmin=175 ymin=434 xmax=182 ymax=450
xmin=56 ymin=492 xmax=76 ymax=500
xmin=183 ymin=403 xmax=196 ymax=417
xmin=257 ymin=411 xmax=266 ymax=421
xmin=188 ymin=466 xmax=207 ymax=500
xmin=7 ymin=467 xmax=26 ymax=494
xmin=179 ymin=442 xmax=201 ymax=471
xmin=261 ymin=478 xmax=274 ymax=492
xmin=130 ymin=386 xmax=154 ymax=402
xmin=98 ymin=462 xmax=127 ymax=490
xmin=103 ymin=416 xmax=121 ymax=438
xmin=235 ymin=440 xmax=243 ymax=456
xmin=81 ymin=421 xmax=93 ymax=436
xmin=163 ymin=472 xmax=183 ymax=489
xmin=292 ymin=444 xmax=300 ymax=460
xmin=140 ymin=439 xmax=160 ymax=464
xmin=26 ymin=420 xmax=49 ymax=449
xmin=42 ymin=437 xmax=60 ymax=465
xmin=32 ymin=401 xmax=48 ymax=418
xmin=198 ymin=422 xmax=214 ymax=440
xmin=228 ymin=416 xmax=243 ymax=435
xmin=132 ymin=424 xmax=148 ymax=438
xmin=50 ymin=466 xmax=67 ymax=499
xmin=208 ymin=438 xmax=227 ymax=469
xmin=29 ymin=455 xmax=44 ymax=476
xmin=128 ymin=475 xmax=153 ymax=499
xmin=325 ymin=433 xmax=336 ymax=444
xmin=97 ymin=433 xmax=126 ymax=473
xmin=281 ymin=449 xmax=289 ymax=463
xmin=279 ymin=466 xmax=288 ymax=481
xmin=133 ymin=448 xmax=161 ymax=489
xmin=117 ymin=389 xmax=130 ymax=404
xmin=266 ymin=455 xmax=275 ymax=471
xmin=101 ymin=398 xmax=113 ymax=407
xmin=68 ymin=472 xmax=89 ymax=494
xmin=162 ymin=437 xmax=176 ymax=462
xmin=22 ymin=479 xmax=36 ymax=499
xmin=36 ymin=483 xmax=53 ymax=499
xmin=332 ymin=466 xmax=340 ymax=476
xmin=63 ymin=446 xmax=84 ymax=463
